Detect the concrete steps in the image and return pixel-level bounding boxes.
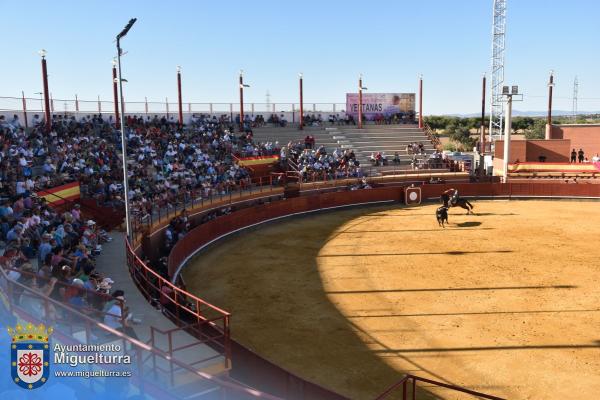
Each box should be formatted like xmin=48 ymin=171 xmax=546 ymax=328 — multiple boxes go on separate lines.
xmin=250 ymin=124 xmax=439 ymax=170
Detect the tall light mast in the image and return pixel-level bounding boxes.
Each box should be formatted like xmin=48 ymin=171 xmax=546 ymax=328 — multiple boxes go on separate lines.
xmin=489 ymin=0 xmax=507 ymax=140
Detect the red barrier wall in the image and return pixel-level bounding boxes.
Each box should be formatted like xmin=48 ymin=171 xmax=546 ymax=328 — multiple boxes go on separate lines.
xmin=168 ymin=187 xmax=402 ymax=277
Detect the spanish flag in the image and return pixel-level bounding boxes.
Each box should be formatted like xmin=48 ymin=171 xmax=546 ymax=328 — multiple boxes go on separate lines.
xmin=237 ymin=155 xmax=279 ymax=167
xmin=36 ymin=182 xmax=81 ymax=206
xmin=509 ymin=162 xmax=600 ymax=173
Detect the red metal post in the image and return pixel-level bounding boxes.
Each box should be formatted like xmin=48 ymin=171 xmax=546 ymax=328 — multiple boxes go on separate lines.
xmin=177 ymin=67 xmax=183 ymax=127
xmin=546 ymin=71 xmax=554 ymax=139
xmin=21 ymin=91 xmax=28 ymax=129
xmin=418 ymin=75 xmax=423 ymax=128
xmin=41 ymin=56 xmax=51 ymax=133
xmin=112 ymin=62 xmax=120 ymax=128
xmin=358 ymin=75 xmax=363 ymax=129
xmin=480 ymin=74 xmax=486 ymax=153
xmin=239 ymin=72 xmax=244 ymax=131
xmin=547 ymin=72 xmax=554 ymax=126
xmin=299 ymin=74 xmax=304 ymax=130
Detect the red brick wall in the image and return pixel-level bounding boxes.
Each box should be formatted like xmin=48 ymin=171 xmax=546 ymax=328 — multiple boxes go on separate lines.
xmin=550 ymin=125 xmax=600 ymax=158
xmin=494 ymin=139 xmax=570 ymax=163
xmin=494 ymin=140 xmax=526 ymax=163
xmin=525 ymin=140 xmax=570 ymax=162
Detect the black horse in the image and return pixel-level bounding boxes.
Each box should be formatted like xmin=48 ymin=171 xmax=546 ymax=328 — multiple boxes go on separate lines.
xmin=441 ymin=193 xmax=474 ymax=215
xmin=436 ymin=206 xmax=449 ymax=227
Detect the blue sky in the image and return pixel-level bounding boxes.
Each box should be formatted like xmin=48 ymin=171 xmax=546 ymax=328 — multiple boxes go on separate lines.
xmin=3 ymin=0 xmax=600 ymax=115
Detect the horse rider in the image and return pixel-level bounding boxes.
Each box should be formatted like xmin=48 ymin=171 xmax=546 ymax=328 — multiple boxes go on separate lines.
xmin=443 ymin=188 xmax=459 ymax=206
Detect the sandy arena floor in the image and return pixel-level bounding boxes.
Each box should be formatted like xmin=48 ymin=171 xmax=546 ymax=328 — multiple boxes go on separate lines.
xmin=183 ymin=200 xmax=600 ymax=400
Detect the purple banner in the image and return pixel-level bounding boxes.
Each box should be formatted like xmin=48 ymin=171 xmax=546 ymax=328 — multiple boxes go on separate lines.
xmin=346 ymin=93 xmax=415 ymax=120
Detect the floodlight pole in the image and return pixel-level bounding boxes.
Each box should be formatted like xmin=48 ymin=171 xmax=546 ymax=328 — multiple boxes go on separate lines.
xmin=116 ymin=18 xmax=136 ymax=241
xmin=502 ymin=93 xmax=513 ymax=183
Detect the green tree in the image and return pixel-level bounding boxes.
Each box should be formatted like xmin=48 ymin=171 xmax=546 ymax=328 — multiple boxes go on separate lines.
xmin=512 ymin=117 xmax=535 ymax=131
xmin=524 ymin=119 xmax=546 ymax=139
xmin=447 ymin=123 xmax=476 ymax=150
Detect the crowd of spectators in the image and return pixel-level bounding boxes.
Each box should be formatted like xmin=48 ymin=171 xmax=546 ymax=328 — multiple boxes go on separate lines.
xmin=123 ymin=113 xmax=256 ymax=220
xmin=1 ymin=107 xmax=436 ymax=338
xmin=0 ymin=110 xmax=276 ymax=336
xmin=406 ymin=142 xmax=426 ymax=155
xmin=0 ymin=113 xmax=123 ymax=204
xmin=303 ymin=114 xmax=355 ymax=126
xmin=0 ymin=190 xmax=124 ymax=329
xmin=284 ymin=141 xmax=362 ymax=181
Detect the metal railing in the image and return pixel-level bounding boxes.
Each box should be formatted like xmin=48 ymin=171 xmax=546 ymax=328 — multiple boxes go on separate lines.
xmin=0 ymin=264 xmax=281 ymax=399
xmin=126 ymin=239 xmax=232 ymax=367
xmin=0 ymin=95 xmax=345 ymax=118
xmin=374 ymin=374 xmax=505 ymax=400
xmin=423 ymin=122 xmax=442 ymax=150
xmin=129 ymin=175 xmax=282 ymax=244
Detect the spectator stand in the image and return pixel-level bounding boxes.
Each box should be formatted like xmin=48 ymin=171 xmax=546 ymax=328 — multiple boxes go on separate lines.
xmin=0 ymin=263 xmax=280 ymax=399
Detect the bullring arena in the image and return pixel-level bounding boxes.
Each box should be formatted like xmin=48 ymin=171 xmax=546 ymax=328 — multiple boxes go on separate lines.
xmin=163 ymin=183 xmax=600 ymax=400
xmin=7 ymin=4 xmax=600 ymax=400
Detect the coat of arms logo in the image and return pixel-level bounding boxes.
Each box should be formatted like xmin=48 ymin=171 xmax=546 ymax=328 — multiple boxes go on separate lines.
xmin=8 ymin=323 xmax=53 ymax=390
